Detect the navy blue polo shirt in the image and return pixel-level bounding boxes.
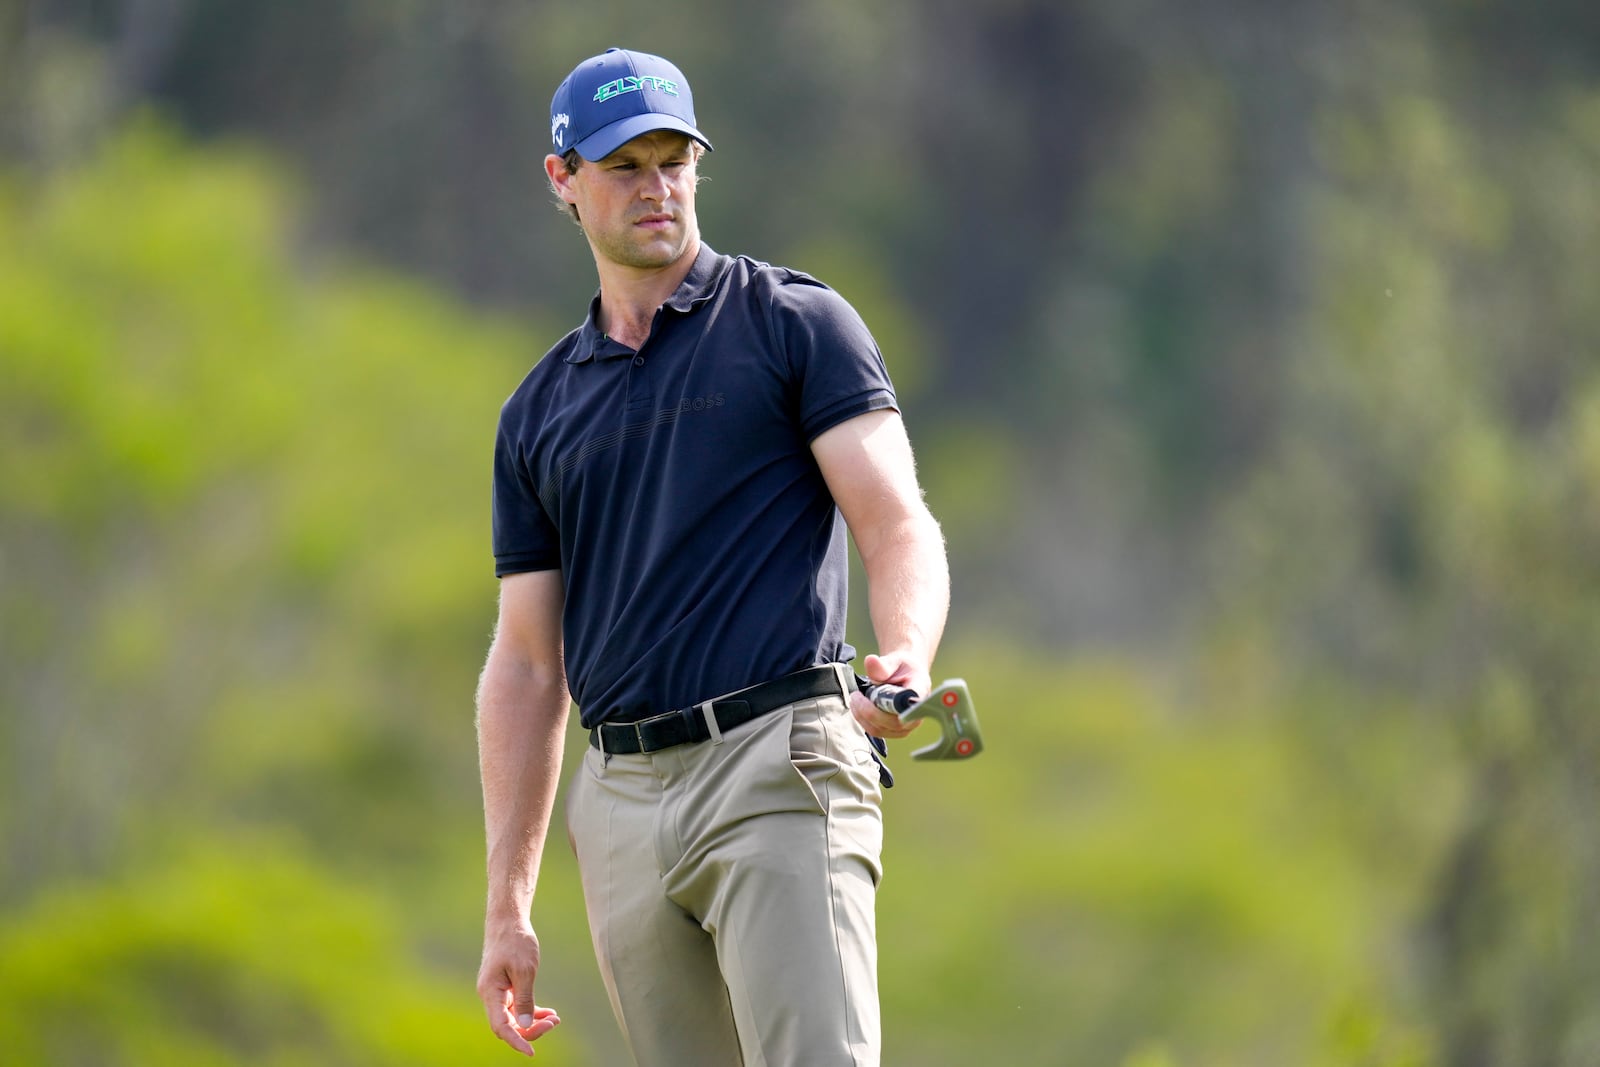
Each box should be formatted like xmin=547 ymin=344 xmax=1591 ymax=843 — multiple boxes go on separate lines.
xmin=492 ymin=245 xmax=898 ymax=728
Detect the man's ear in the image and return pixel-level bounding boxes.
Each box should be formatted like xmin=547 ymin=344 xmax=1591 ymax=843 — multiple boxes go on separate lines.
xmin=544 ymin=154 xmax=578 ymax=207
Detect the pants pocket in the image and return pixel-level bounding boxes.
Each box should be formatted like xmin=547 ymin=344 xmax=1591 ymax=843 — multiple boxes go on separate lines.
xmin=789 ymin=696 xmax=882 ymax=810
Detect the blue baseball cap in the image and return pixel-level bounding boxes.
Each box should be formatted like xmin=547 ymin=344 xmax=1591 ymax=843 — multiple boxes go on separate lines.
xmin=550 ymin=48 xmax=713 ymax=161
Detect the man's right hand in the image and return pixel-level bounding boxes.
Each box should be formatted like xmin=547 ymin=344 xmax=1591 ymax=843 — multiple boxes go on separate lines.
xmin=477 ymin=921 xmax=561 ymax=1056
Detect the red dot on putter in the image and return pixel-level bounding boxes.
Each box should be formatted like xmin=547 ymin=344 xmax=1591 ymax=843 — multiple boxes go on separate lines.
xmin=956 ymin=739 xmax=975 ymax=756
xmin=942 ymin=692 xmax=959 ymax=706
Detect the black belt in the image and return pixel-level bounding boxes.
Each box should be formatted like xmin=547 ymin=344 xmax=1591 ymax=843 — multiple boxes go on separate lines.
xmin=589 ymin=665 xmax=846 ymax=755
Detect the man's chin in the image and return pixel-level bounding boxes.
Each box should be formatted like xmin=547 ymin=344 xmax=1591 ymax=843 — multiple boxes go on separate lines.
xmin=618 ymin=234 xmax=693 ymax=270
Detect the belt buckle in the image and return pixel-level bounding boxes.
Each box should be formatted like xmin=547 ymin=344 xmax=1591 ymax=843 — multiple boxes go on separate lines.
xmin=597 ymin=719 xmax=648 ymax=755
xmin=627 ymin=708 xmax=677 ymax=754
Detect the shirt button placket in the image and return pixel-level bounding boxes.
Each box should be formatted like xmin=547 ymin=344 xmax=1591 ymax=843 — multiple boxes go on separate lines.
xmin=627 ymin=353 xmax=653 ymax=411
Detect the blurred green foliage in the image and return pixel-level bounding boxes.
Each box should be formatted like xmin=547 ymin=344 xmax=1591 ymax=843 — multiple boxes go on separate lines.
xmin=0 ymin=116 xmax=615 ymax=1065
xmin=0 ymin=121 xmax=1448 ymax=1067
xmin=0 ymin=834 xmax=507 ymax=1067
xmin=3 ymin=3 xmax=1600 ymax=1064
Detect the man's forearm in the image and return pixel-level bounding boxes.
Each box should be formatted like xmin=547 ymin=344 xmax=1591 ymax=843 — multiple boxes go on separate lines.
xmin=860 ymin=507 xmax=950 ymax=675
xmin=478 ymin=655 xmax=570 ymax=924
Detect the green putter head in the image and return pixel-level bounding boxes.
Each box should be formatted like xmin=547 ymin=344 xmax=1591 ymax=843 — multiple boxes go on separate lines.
xmin=900 ymin=678 xmax=984 ymax=761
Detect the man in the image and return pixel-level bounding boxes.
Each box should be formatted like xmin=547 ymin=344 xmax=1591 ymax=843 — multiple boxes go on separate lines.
xmin=475 ymin=46 xmax=949 ymax=1066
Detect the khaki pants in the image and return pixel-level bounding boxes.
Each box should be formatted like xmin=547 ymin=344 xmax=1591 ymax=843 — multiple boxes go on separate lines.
xmin=565 ymin=678 xmax=885 ymax=1067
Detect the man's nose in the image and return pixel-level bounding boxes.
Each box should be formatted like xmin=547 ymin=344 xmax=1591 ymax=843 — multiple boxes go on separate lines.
xmin=640 ymin=166 xmax=671 ymax=201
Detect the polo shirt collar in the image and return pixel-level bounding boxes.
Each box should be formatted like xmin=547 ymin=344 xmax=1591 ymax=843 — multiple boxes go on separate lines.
xmin=663 ymin=243 xmax=729 ymax=314
xmin=566 ymin=244 xmax=731 ymax=364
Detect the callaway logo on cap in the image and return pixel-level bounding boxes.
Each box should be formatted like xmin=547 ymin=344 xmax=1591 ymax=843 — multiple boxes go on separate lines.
xmin=550 ymin=47 xmax=714 ymax=161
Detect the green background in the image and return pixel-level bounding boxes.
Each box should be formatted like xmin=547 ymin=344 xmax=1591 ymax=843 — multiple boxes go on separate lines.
xmin=3 ymin=2 xmax=1598 ymax=1064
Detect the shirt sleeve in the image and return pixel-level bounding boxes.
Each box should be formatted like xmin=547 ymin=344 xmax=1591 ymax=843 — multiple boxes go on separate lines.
xmin=768 ymin=275 xmax=899 ymax=442
xmin=491 ymin=402 xmax=562 ymax=577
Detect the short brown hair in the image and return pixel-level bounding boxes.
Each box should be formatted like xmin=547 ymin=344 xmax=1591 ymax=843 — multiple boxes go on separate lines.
xmin=554 ymin=149 xmax=583 ymax=226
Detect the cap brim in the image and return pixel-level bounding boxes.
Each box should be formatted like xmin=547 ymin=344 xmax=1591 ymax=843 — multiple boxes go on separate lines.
xmin=573 ymin=114 xmax=713 ymax=162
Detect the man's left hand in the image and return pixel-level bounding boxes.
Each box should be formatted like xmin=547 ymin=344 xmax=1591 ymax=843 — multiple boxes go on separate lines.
xmin=850 ymin=652 xmax=929 ymax=739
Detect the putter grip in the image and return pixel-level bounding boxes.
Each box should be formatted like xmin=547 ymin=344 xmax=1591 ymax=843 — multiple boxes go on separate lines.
xmin=861 ymin=681 xmax=918 ymax=714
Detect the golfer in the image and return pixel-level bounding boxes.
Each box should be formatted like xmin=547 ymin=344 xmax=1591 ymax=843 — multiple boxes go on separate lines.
xmin=475 ymin=46 xmax=949 ymax=1066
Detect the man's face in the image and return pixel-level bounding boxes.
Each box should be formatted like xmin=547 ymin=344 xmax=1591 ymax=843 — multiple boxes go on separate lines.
xmin=560 ymin=130 xmax=700 ymax=271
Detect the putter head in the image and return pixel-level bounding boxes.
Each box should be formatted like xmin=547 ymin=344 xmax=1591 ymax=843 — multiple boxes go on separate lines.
xmin=899 ymin=678 xmax=983 ymax=761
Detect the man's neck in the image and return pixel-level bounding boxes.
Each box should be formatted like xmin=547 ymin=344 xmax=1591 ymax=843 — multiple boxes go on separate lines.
xmin=593 ymin=236 xmax=701 ymax=350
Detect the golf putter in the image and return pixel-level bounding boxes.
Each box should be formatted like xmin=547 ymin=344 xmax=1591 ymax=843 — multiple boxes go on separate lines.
xmin=858 ymin=677 xmax=984 ymax=761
